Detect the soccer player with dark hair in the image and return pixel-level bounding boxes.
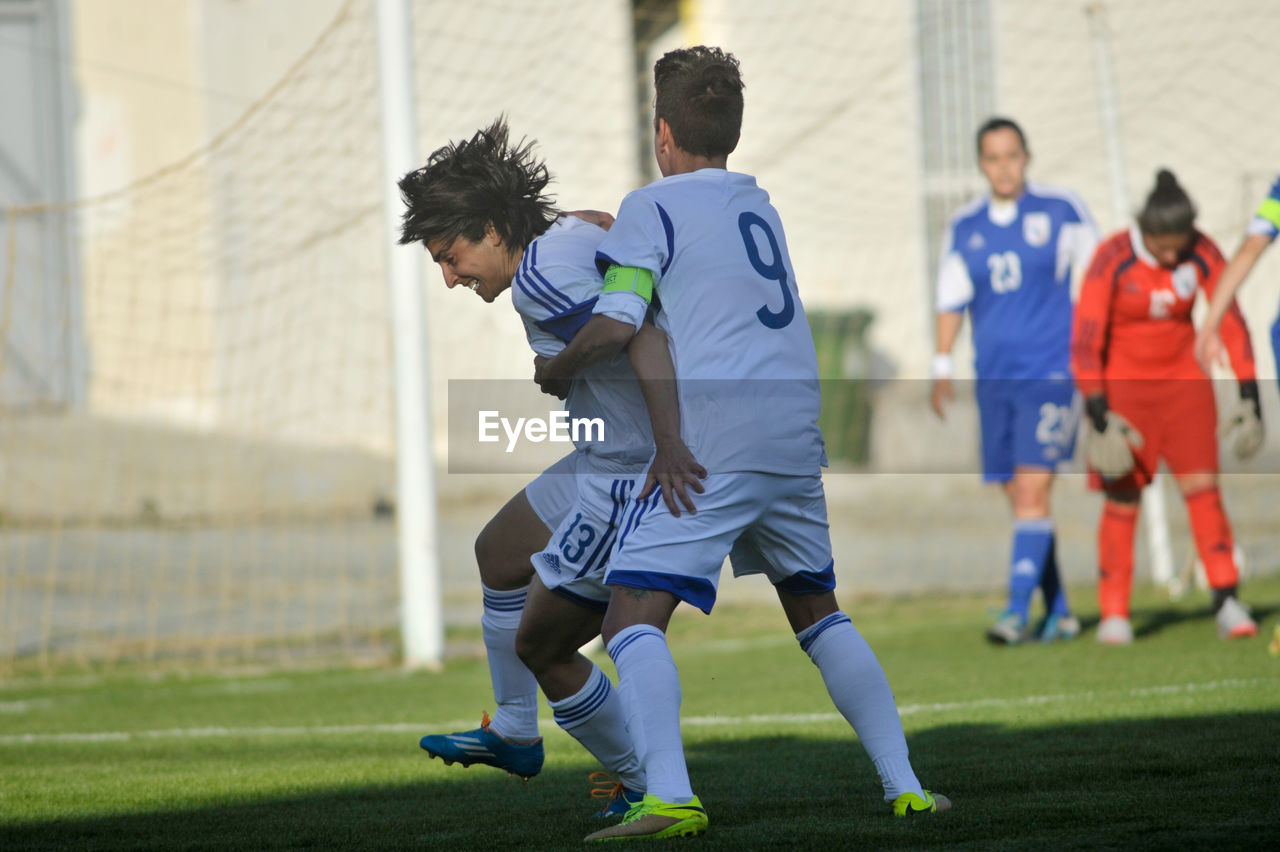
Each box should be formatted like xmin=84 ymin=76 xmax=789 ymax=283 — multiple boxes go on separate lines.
xmin=536 ymin=47 xmax=947 ymax=842
xmin=1072 ymin=168 xmax=1260 ymax=645
xmin=931 ymin=116 xmax=1098 ymax=645
xmin=398 ymin=118 xmax=704 ymax=817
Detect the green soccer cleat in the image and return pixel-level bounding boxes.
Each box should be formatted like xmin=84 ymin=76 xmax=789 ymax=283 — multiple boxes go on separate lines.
xmin=892 ymin=790 xmax=951 ymax=817
xmin=584 ymin=793 xmax=708 ymax=842
xmin=589 ymin=771 xmax=645 ymax=819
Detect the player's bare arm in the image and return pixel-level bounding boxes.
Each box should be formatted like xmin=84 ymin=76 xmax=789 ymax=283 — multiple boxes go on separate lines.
xmin=930 ymin=311 xmax=964 ymax=419
xmin=565 ymin=209 xmax=615 ymax=230
xmin=1195 ymin=232 xmax=1270 ymax=371
xmin=533 ymin=313 xmax=635 ymax=395
xmin=627 ymin=323 xmax=707 ymax=517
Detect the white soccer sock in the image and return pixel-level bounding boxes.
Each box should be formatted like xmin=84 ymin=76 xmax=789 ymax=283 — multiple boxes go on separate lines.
xmin=797 ymin=611 xmax=923 ymax=802
xmin=480 ymin=583 xmax=539 ymax=742
xmin=607 ymin=624 xmax=692 ymax=803
xmin=548 ymin=663 xmax=646 ymax=793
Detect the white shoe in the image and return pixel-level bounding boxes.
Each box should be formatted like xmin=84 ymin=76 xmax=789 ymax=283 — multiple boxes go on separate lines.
xmin=985 ymin=612 xmax=1028 ymax=645
xmin=1096 ymin=615 xmax=1133 ymax=645
xmin=1215 ymin=597 xmax=1257 ymax=640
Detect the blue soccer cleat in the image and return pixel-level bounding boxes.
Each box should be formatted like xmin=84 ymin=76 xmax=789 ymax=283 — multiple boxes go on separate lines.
xmin=1036 ymin=613 xmax=1081 ymax=642
xmin=589 ymin=771 xmax=645 ymax=819
xmin=418 ymin=710 xmax=544 ymax=780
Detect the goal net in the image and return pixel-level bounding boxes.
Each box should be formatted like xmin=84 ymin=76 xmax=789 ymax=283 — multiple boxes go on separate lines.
xmin=2 ymin=0 xmax=1276 ymax=671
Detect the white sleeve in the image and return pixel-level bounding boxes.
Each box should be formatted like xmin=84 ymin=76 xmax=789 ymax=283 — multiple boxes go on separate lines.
xmin=595 ymin=192 xmax=670 ymax=277
xmin=1054 ymin=193 xmax=1100 ymax=302
xmin=935 ymin=250 xmax=973 ymax=313
xmin=591 ymin=190 xmax=670 ymax=332
xmin=592 ymin=295 xmax=646 ymax=332
xmin=520 ymin=314 xmax=565 ymax=358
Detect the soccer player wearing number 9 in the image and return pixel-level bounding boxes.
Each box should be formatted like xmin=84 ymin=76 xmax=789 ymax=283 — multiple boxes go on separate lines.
xmin=931 ymin=117 xmax=1098 ymax=645
xmin=1071 ymin=170 xmax=1259 ymax=645
xmin=544 ymin=47 xmax=947 ymax=842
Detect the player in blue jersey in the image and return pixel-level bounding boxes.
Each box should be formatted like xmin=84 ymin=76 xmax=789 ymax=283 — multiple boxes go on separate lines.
xmin=397 ymin=119 xmax=705 ymax=817
xmin=535 ymin=47 xmax=948 ymax=842
xmin=1196 ymin=172 xmax=1278 ymax=653
xmin=930 ymin=117 xmax=1098 ymax=645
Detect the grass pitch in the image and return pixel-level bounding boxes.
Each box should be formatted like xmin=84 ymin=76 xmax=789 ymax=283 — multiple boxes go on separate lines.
xmin=2 ymin=577 xmax=1278 ymax=850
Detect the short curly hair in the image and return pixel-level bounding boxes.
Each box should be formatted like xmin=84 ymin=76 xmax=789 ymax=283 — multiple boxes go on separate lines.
xmin=397 ymin=117 xmax=559 ymax=252
xmin=653 ymin=46 xmax=744 ymax=158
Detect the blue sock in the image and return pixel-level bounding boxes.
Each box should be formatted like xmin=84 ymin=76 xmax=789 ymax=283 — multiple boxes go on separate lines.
xmin=1038 ymin=532 xmax=1071 ymax=616
xmin=1007 ymin=520 xmax=1054 ymax=621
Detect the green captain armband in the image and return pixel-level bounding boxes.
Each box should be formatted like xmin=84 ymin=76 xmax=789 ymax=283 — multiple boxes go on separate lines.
xmin=1256 ymin=197 xmax=1280 ymax=231
xmin=602 ymin=265 xmax=654 ymax=304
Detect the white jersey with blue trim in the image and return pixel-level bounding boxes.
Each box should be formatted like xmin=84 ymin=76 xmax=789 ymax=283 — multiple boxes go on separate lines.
xmin=1246 ymin=174 xmax=1280 ymax=240
xmin=592 ymin=169 xmax=825 ymax=476
xmin=512 ymin=216 xmax=653 ymax=467
xmin=936 ymin=182 xmax=1098 ymax=380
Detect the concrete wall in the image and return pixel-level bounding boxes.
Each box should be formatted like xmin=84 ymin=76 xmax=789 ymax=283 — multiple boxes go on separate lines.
xmin=52 ymin=0 xmax=1280 ymax=469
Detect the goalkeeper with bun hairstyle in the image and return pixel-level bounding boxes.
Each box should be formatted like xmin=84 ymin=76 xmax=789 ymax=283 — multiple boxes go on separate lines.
xmin=1072 ymin=169 xmax=1260 ymax=645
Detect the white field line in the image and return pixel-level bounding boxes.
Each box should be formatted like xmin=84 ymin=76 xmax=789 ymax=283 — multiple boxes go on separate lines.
xmin=0 ymin=676 xmax=1271 ymax=746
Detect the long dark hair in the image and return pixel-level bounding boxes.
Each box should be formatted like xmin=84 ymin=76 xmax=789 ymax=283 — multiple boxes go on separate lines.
xmin=397 ymin=117 xmax=559 ymax=252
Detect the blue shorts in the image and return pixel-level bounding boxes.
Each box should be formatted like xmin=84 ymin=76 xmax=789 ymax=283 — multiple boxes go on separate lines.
xmin=975 ymin=378 xmax=1080 ymax=483
xmin=1271 ymin=311 xmax=1280 ymax=395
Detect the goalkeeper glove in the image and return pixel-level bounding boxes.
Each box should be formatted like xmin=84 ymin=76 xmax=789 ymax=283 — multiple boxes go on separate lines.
xmin=1221 ymin=380 xmax=1264 ymax=460
xmin=1084 ymin=394 xmax=1144 ymax=478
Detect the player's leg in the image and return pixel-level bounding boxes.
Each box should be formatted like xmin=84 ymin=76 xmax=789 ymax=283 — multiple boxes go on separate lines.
xmin=418 ymin=453 xmax=578 ymax=773
xmin=1002 ymin=468 xmax=1055 ymax=633
xmin=586 ymin=585 xmax=702 ymax=841
xmin=776 ymin=587 xmax=945 ymax=814
xmin=588 ymin=481 xmax=745 ymax=842
xmin=515 ymin=578 xmax=646 ymax=808
xmin=1093 ymin=387 xmax=1161 ymax=645
xmin=1173 ymin=472 xmax=1257 ymax=639
xmin=735 ymin=475 xmax=946 ymax=815
xmin=1008 ymin=380 xmax=1080 ymax=640
xmin=473 ymin=487 xmax=557 ymax=742
xmin=1096 ymin=488 xmax=1140 ymax=644
xmin=417 ymin=487 xmax=554 ymax=775
xmin=1164 ymin=379 xmax=1257 ymax=639
xmin=977 ymin=381 xmax=1030 ymax=643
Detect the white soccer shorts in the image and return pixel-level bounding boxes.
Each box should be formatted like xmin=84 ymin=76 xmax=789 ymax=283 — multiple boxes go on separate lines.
xmin=603 ymin=471 xmax=836 ymax=614
xmin=523 ymin=450 xmax=584 ymax=531
xmin=531 ymin=463 xmax=643 ymax=611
